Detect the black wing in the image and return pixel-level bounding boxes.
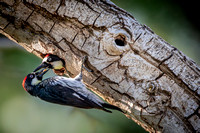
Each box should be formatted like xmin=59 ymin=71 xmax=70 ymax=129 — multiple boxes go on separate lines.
xmin=36 ymin=81 xmax=103 ymax=109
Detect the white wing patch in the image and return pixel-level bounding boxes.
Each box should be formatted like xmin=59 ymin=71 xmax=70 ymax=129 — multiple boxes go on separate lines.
xmin=53 ymin=76 xmax=84 ymax=88
xmin=73 ymin=93 xmax=84 ymax=100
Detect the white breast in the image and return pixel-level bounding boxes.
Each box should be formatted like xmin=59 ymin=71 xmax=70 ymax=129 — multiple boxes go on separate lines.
xmin=31 ymin=78 xmax=41 ymax=85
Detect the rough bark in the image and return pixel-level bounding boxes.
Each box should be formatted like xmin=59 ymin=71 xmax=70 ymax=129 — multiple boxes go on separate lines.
xmin=0 ymin=0 xmax=200 ymax=132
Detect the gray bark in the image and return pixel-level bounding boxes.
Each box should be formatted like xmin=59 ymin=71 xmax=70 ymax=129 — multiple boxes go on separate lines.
xmin=0 ymin=0 xmax=200 ymax=132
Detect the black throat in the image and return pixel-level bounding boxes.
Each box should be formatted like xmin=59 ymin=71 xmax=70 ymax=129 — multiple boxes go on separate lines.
xmin=25 ymin=84 xmax=40 ymax=96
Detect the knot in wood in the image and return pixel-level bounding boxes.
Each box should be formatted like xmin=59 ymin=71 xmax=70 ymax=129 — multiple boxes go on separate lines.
xmin=142 ymin=81 xmax=158 ymax=94
xmin=101 ymin=28 xmax=131 ymax=56
xmin=146 ymin=81 xmax=157 ymax=94
xmin=136 ymin=80 xmax=170 ymax=114
xmin=114 ymin=34 xmax=126 ymax=46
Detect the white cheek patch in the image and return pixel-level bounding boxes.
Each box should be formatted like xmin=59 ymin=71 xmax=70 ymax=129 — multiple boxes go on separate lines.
xmin=31 ymin=78 xmax=41 ymax=85
xmin=52 ymin=61 xmax=63 ymax=69
xmin=43 ymin=57 xmax=48 ymax=62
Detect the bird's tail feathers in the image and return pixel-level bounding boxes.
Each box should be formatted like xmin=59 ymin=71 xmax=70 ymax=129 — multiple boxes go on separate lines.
xmin=102 ymin=108 xmax=112 ymax=113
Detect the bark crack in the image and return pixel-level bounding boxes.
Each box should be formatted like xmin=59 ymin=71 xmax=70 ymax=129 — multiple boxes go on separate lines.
xmin=155 ymin=73 xmax=164 ymax=81
xmin=1 ymin=0 xmax=200 ymax=132
xmin=25 ymin=10 xmax=34 ymax=21
xmin=91 ymin=75 xmax=102 ymax=85
xmin=2 ymin=22 xmax=11 ymax=30
xmin=116 ymin=13 xmax=133 ymax=39
xmin=55 ymin=0 xmax=65 ymax=14
xmin=186 ymin=106 xmax=200 ymax=119
xmin=134 ymin=32 xmax=142 ymax=44
xmin=92 ymin=12 xmax=102 ymax=26
xmin=158 ymin=50 xmax=175 ymax=69
xmin=78 ymin=0 xmax=100 ymax=14
xmin=49 ymin=21 xmax=56 ymax=33
xmin=71 ymin=32 xmax=79 ymax=43
xmin=156 ymin=109 xmax=167 ymax=128
xmin=100 ymin=59 xmax=118 ymax=71
xmin=168 ymin=107 xmax=196 ymax=132
xmin=108 ymin=85 xmax=136 ymax=103
xmin=63 ymin=38 xmax=81 ymax=57
xmin=140 ymin=108 xmax=156 ymax=132
xmin=81 ymin=36 xmax=88 ymax=49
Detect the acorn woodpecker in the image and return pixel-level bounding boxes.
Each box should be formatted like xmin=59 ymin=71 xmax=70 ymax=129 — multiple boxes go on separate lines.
xmin=23 ymin=59 xmax=123 ymax=113
xmin=34 ymin=54 xmax=66 ymax=75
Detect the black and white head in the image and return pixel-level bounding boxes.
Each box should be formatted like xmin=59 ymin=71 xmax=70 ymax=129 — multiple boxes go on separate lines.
xmin=34 ymin=54 xmax=65 ymax=75
xmin=22 ymin=69 xmax=48 ymax=94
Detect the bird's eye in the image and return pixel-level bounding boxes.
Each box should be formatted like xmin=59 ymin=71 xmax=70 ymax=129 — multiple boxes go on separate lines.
xmin=48 ymin=57 xmax=52 ymax=62
xmin=29 ymin=74 xmax=34 ymax=79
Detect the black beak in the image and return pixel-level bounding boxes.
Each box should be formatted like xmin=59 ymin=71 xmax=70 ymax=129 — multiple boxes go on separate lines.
xmin=34 ymin=62 xmax=50 ymax=72
xmin=36 ymin=68 xmax=49 ymax=80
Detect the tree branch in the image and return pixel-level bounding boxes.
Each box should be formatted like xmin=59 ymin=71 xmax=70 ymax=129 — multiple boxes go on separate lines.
xmin=0 ymin=0 xmax=200 ymax=132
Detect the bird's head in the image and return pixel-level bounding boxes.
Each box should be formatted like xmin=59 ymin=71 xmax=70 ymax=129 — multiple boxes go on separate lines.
xmin=22 ymin=68 xmax=49 ymax=92
xmin=34 ymin=54 xmax=65 ymax=75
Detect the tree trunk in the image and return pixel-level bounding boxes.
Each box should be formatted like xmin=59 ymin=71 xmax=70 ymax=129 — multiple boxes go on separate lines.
xmin=0 ymin=0 xmax=200 ymax=132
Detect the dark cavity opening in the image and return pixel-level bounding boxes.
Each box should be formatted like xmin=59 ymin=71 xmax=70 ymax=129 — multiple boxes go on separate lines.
xmin=114 ymin=34 xmax=126 ymax=46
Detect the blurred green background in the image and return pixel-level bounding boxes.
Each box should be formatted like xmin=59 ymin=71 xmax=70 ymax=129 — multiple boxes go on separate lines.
xmin=0 ymin=0 xmax=199 ymax=133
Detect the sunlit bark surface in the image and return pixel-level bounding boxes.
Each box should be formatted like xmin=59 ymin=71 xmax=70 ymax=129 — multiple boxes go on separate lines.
xmin=0 ymin=0 xmax=200 ymax=132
